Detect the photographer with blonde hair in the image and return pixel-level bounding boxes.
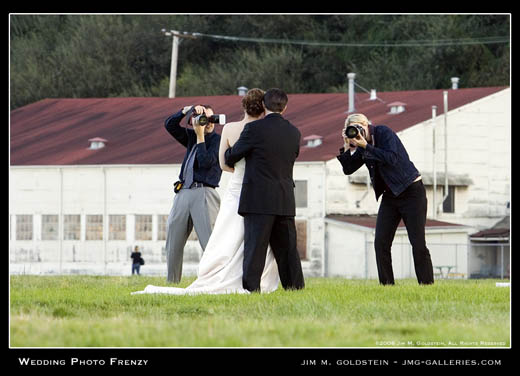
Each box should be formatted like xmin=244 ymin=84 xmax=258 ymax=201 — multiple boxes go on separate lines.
xmin=337 ymin=113 xmax=434 ymax=285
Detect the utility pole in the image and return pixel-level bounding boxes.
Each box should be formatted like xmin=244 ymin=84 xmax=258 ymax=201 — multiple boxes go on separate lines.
xmin=161 ymin=29 xmax=196 ymax=98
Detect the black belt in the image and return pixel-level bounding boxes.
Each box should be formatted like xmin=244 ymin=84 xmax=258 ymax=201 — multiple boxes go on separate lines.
xmin=189 ymin=181 xmax=215 ymax=189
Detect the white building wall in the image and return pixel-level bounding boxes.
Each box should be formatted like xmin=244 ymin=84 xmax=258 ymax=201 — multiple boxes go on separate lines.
xmin=400 ymin=88 xmax=511 ymax=226
xmin=325 ymin=218 xmax=469 ymax=279
xmin=10 ymin=165 xmax=196 ymax=275
xmin=325 ymin=220 xmax=372 ymax=278
xmin=325 ymin=158 xmax=379 ymax=215
xmin=9 ymin=161 xmax=325 ymax=277
xmin=293 ymin=162 xmax=326 ymax=276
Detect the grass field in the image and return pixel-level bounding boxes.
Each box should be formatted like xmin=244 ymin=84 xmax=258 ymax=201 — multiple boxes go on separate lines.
xmin=9 ymin=275 xmax=510 ymax=348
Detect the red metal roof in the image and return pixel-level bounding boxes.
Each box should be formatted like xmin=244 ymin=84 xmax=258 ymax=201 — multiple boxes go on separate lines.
xmin=10 ymin=86 xmax=506 ymax=165
xmin=470 ymin=228 xmax=510 ymax=239
xmin=470 ymin=215 xmax=510 ymax=239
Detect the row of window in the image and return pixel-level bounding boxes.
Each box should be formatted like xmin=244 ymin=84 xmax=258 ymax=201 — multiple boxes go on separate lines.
xmin=12 ymin=214 xmax=168 ymax=241
xmin=12 ymin=214 xmax=309 ymax=259
xmin=11 ymin=180 xmax=310 ymax=241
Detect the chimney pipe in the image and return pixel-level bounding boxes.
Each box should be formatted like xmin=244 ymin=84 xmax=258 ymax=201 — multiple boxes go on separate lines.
xmin=237 ymin=86 xmax=248 ymax=96
xmin=451 ymin=77 xmax=459 ymax=90
xmin=369 ymin=89 xmax=377 ymax=100
xmin=347 ymin=73 xmax=356 ymax=113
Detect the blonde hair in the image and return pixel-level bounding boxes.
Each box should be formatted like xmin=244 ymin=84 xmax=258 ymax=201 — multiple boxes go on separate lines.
xmin=344 ymin=113 xmax=369 ymax=127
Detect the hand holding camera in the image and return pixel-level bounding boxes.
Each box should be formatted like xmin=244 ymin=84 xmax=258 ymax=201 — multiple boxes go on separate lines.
xmin=182 ymin=105 xmax=227 ymax=143
xmin=343 ymin=123 xmax=367 ymax=149
xmin=190 ymin=105 xmax=208 ymax=140
xmin=184 ymin=105 xmax=226 ymax=127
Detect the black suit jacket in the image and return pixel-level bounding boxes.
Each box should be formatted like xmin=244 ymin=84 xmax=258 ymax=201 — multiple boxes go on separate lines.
xmin=225 ymin=113 xmax=301 ymax=216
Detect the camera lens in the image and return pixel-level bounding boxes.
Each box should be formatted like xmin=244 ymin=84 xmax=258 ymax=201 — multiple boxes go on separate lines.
xmin=345 ymin=125 xmax=359 ymax=138
xmin=198 ymin=115 xmax=208 ymax=126
xmin=193 ymin=114 xmax=208 ymax=126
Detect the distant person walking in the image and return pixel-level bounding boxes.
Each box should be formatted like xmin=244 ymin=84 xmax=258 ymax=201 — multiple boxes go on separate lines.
xmin=131 ymin=246 xmax=143 ymax=275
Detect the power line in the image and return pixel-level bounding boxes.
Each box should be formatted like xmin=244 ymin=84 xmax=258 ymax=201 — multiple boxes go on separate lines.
xmin=184 ymin=31 xmax=509 ymax=48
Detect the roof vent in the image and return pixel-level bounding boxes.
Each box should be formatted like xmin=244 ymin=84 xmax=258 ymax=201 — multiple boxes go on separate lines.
xmin=369 ymin=89 xmax=377 ymax=100
xmin=304 ymin=134 xmax=323 ymax=148
xmin=88 ymin=137 xmax=107 ymax=150
xmin=451 ymin=77 xmax=459 ymax=90
xmin=387 ymin=101 xmax=406 ymax=114
xmin=237 ymin=86 xmax=248 ymax=96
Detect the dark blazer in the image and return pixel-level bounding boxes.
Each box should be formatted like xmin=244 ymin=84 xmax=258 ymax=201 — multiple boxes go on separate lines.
xmin=164 ymin=110 xmax=222 ymax=188
xmin=225 ymin=113 xmax=301 ymax=216
xmin=337 ymin=125 xmax=420 ymax=200
xmin=130 ymin=252 xmax=142 ymax=265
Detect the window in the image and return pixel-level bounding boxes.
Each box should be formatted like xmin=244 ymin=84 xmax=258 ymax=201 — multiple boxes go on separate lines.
xmin=86 ymin=215 xmax=103 ymax=240
xmin=442 ymin=186 xmax=455 ymax=213
xmin=294 ymin=180 xmax=308 ymax=208
xmin=16 ymin=215 xmax=33 ymax=240
xmin=42 ymin=215 xmax=59 ymax=240
xmin=109 ymin=215 xmax=126 ymax=240
xmin=295 ymin=219 xmax=307 ymax=260
xmin=135 ymin=215 xmax=152 ymax=240
xmin=157 ymin=215 xmax=168 ymax=241
xmin=64 ymin=215 xmax=80 ymax=240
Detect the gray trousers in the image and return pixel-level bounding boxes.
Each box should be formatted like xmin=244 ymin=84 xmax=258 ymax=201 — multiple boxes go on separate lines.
xmin=165 ymin=187 xmax=220 ymax=283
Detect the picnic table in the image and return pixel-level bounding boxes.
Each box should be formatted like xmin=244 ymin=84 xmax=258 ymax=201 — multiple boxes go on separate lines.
xmin=434 ymin=265 xmax=455 ymax=279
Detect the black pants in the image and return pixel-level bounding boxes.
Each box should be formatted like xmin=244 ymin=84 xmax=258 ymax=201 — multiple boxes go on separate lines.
xmin=243 ymin=214 xmax=305 ymax=292
xmin=374 ymin=181 xmax=434 ymax=285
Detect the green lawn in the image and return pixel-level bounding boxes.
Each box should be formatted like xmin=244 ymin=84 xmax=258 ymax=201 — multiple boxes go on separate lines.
xmin=9 ymin=275 xmax=510 ymax=347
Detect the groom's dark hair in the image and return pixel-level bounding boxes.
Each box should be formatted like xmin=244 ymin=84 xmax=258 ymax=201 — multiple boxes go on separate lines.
xmin=263 ymin=88 xmax=288 ymax=113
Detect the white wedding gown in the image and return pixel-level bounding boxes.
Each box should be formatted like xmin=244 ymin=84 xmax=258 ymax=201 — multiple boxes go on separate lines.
xmin=132 ymin=159 xmax=280 ymax=295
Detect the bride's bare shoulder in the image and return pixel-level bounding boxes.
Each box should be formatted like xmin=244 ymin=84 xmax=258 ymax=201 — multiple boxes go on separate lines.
xmin=223 ymin=120 xmax=243 ymax=129
xmin=223 ymin=120 xmax=245 ymax=135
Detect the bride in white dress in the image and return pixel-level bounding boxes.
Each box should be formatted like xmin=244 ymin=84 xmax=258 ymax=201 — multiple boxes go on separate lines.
xmin=132 ymin=89 xmax=279 ymax=295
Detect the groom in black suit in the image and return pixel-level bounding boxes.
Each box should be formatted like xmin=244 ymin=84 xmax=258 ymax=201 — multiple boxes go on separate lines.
xmin=225 ymin=88 xmax=305 ymax=292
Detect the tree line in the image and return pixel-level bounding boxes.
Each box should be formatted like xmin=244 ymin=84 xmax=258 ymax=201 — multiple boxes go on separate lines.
xmin=10 ymin=14 xmax=510 ymax=109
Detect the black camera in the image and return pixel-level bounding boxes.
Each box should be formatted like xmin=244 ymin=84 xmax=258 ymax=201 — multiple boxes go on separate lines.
xmin=345 ymin=124 xmax=366 ymax=139
xmin=192 ymin=113 xmax=226 ymax=126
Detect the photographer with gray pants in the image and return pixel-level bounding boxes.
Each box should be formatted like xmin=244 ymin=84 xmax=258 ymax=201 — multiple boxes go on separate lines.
xmin=164 ymin=105 xmax=222 ymax=283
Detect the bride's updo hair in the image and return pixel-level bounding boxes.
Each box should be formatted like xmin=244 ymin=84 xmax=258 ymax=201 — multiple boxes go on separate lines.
xmin=241 ymin=88 xmax=265 ymax=117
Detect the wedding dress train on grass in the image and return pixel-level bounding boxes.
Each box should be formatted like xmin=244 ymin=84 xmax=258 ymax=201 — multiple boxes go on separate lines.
xmin=132 ymin=159 xmax=279 ymax=295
